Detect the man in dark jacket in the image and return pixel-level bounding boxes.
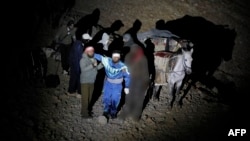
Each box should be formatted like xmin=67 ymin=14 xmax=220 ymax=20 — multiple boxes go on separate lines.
xmin=90 ymin=20 xmax=124 ymax=56
xmin=68 ymin=33 xmax=92 ymax=95
xmin=124 ymin=19 xmax=145 ymax=48
xmin=75 ymin=8 xmax=100 ymax=40
xmin=54 ymin=20 xmax=76 ymax=74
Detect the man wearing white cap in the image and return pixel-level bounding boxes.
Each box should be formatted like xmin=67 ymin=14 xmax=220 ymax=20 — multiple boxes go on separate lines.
xmin=68 ymin=33 xmax=92 ymax=95
xmin=98 ymin=33 xmax=109 ymax=51
xmin=94 ymin=50 xmax=130 ymax=119
xmin=82 ymin=33 xmax=93 ymax=41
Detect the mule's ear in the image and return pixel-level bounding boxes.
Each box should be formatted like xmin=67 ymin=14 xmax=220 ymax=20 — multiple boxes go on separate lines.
xmin=181 ymin=47 xmax=185 ymax=53
xmin=190 ymin=48 xmax=194 ymax=54
xmin=188 ymin=42 xmax=194 ymax=47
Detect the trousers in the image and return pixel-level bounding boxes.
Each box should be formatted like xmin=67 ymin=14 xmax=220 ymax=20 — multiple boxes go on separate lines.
xmin=103 ymin=80 xmax=123 ymax=116
xmin=68 ymin=69 xmax=80 ymax=94
xmin=60 ymin=44 xmax=71 ymax=71
xmin=81 ymin=83 xmax=94 ymax=116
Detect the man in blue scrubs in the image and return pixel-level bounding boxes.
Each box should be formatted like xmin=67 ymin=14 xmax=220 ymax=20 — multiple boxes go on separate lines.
xmin=94 ymin=51 xmax=130 ymax=119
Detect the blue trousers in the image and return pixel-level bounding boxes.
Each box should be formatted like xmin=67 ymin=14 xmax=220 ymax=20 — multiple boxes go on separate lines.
xmin=103 ymin=80 xmax=123 ymax=115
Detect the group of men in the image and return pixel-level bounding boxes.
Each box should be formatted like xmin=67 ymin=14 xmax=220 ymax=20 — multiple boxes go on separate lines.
xmin=53 ymin=9 xmax=153 ymax=121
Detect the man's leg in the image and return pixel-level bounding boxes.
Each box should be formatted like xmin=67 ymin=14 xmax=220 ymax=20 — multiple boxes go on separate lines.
xmin=65 ymin=45 xmax=70 ymax=71
xmin=60 ymin=45 xmax=67 ymax=72
xmin=81 ymin=83 xmax=89 ymax=117
xmin=110 ymin=84 xmax=123 ymax=118
xmin=132 ymin=92 xmax=146 ymax=121
xmin=119 ymin=81 xmax=136 ymax=119
xmin=77 ymin=73 xmax=81 ymax=94
xmin=68 ymin=70 xmax=77 ymax=93
xmin=88 ymin=83 xmax=94 ymax=115
xmin=103 ymin=81 xmax=112 ymax=117
xmin=119 ymin=92 xmax=133 ymax=119
xmin=131 ymin=83 xmax=148 ymax=121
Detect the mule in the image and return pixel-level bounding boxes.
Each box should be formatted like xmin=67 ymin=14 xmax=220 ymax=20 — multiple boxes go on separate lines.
xmin=152 ymin=47 xmax=193 ymax=108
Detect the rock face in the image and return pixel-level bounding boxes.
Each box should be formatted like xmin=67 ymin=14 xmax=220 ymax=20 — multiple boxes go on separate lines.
xmin=3 ymin=0 xmax=249 ymax=141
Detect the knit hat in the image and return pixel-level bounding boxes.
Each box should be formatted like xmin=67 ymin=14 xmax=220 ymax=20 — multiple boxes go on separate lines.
xmin=84 ymin=46 xmax=94 ymax=53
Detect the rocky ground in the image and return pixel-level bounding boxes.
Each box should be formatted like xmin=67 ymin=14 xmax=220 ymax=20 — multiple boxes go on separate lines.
xmin=4 ymin=60 xmax=234 ymax=141
xmin=3 ymin=0 xmax=250 ymax=141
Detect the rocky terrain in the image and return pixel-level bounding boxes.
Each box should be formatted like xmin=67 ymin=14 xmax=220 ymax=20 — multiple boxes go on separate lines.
xmin=3 ymin=61 xmax=234 ymax=141
xmin=2 ymin=0 xmax=250 ymax=141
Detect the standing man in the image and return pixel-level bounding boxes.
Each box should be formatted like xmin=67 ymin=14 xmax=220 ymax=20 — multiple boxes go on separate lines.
xmin=68 ymin=33 xmax=92 ymax=95
xmin=80 ymin=46 xmax=103 ymax=118
xmin=54 ymin=20 xmax=76 ymax=75
xmin=124 ymin=19 xmax=145 ymax=48
xmin=75 ymin=8 xmax=101 ymax=40
xmin=94 ymin=50 xmax=130 ymax=119
xmin=91 ymin=20 xmax=124 ymax=55
xmin=120 ymin=44 xmax=150 ymax=121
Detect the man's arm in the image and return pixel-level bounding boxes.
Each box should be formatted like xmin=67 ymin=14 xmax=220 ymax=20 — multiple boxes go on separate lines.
xmin=80 ymin=58 xmax=94 ymax=72
xmin=94 ymin=53 xmax=103 ymax=61
xmin=97 ymin=62 xmax=104 ymax=70
xmin=55 ymin=26 xmax=68 ymax=44
xmin=71 ymin=27 xmax=77 ymax=42
xmin=122 ymin=67 xmax=130 ymax=88
xmin=72 ymin=35 xmax=76 ymax=42
xmin=54 ymin=28 xmax=62 ymax=43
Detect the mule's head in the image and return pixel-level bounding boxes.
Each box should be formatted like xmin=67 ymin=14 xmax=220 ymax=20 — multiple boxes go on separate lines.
xmin=182 ymin=47 xmax=193 ymax=74
xmin=168 ymin=38 xmax=182 ymax=52
xmin=168 ymin=38 xmax=194 ymax=52
xmin=179 ymin=39 xmax=194 ymax=50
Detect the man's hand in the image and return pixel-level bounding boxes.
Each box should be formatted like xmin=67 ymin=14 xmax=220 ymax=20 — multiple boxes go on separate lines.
xmin=124 ymin=88 xmax=129 ymax=95
xmin=92 ymin=60 xmax=97 ymax=67
xmin=93 ymin=62 xmax=97 ymax=67
xmin=149 ymin=80 xmax=155 ymax=87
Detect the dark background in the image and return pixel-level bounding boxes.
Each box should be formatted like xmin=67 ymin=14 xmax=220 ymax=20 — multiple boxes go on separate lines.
xmin=2 ymin=0 xmax=250 ymax=140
